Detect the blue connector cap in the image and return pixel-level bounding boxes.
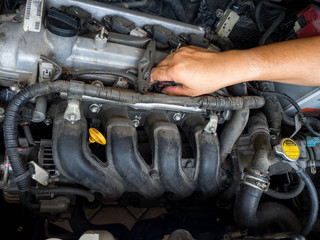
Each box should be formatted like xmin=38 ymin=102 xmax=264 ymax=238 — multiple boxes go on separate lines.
xmin=307 ymin=136 xmax=320 ymax=147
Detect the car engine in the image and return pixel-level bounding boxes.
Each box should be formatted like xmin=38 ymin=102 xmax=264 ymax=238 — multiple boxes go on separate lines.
xmin=0 ymin=0 xmax=320 ymax=239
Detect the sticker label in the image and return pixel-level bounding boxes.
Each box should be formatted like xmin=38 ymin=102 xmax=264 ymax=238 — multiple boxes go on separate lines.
xmin=23 ymin=0 xmax=44 ymax=32
xmin=282 ymin=138 xmax=300 ymax=160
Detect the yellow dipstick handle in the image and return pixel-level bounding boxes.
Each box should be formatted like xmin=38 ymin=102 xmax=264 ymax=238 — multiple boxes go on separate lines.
xmin=89 ymin=128 xmax=106 ymax=145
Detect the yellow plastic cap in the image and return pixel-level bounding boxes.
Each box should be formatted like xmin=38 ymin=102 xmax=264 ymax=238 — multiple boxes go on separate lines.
xmin=89 ymin=128 xmax=106 ymax=145
xmin=282 ymin=138 xmax=300 ymax=161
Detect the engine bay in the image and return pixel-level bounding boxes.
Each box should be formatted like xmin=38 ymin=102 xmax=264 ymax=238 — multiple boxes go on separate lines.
xmin=0 ymin=0 xmax=320 ymax=239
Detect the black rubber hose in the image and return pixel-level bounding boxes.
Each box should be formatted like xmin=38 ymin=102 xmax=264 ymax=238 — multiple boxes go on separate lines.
xmin=255 ymin=81 xmax=282 ymax=145
xmin=234 ymin=112 xmax=271 ymax=233
xmin=234 ymin=184 xmax=264 ymax=232
xmin=265 ymin=176 xmax=305 ymax=199
xmin=281 ymin=111 xmax=295 ymax=126
xmin=108 ymin=32 xmax=151 ymax=48
xmin=257 ymin=202 xmax=302 ymax=234
xmin=306 ymin=117 xmax=320 ymax=131
xmin=19 ymin=192 xmax=40 ymax=210
xmin=22 ymin=125 xmax=36 ymax=146
xmin=259 ymin=10 xmax=286 ymax=46
xmin=296 ymin=170 xmax=319 ymax=236
xmin=32 ymin=187 xmax=95 ymax=202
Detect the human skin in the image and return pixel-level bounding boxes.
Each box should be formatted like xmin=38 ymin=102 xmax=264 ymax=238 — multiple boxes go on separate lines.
xmin=150 ymin=36 xmax=320 ymax=97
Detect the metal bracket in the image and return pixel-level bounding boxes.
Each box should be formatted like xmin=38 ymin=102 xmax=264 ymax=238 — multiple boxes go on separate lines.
xmin=204 ymin=115 xmax=218 ymax=134
xmin=63 ymin=99 xmax=81 ymax=124
xmin=28 ymin=161 xmax=49 ymax=186
xmin=290 ymin=114 xmax=302 ymax=139
xmin=136 ymin=39 xmax=156 ymax=93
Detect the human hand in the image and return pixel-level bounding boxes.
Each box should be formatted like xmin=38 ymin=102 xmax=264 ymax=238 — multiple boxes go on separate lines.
xmin=150 ymin=46 xmax=240 ymax=97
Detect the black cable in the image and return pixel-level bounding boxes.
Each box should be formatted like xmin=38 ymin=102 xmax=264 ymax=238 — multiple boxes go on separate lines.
xmin=265 ymin=175 xmax=305 ymax=199
xmin=69 ymin=69 xmax=137 ymax=83
xmin=259 ymin=10 xmax=286 ymax=46
xmin=296 ymin=170 xmax=319 ymax=236
xmin=255 ymin=0 xmax=284 ymax=32
xmin=32 ymin=187 xmax=95 ymax=202
xmin=255 ymin=0 xmax=265 ymax=32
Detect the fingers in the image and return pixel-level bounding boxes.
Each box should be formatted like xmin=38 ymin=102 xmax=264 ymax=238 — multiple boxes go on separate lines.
xmin=162 ymin=85 xmax=194 ymax=96
xmin=150 ymin=66 xmax=173 ymax=83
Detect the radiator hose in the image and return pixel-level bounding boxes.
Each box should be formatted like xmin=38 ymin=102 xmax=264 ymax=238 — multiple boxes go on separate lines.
xmin=234 ymin=112 xmax=271 ymax=233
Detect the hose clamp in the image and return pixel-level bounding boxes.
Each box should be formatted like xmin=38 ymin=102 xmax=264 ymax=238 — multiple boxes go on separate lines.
xmin=310 ymin=160 xmax=316 ymax=175
xmin=242 ymin=173 xmax=270 ymax=192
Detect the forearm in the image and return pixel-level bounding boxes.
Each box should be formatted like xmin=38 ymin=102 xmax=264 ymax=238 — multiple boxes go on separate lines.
xmin=244 ymin=36 xmax=320 ymax=86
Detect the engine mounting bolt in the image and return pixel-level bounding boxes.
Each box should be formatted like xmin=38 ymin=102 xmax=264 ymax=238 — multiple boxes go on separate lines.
xmin=133 ymin=119 xmax=140 ymax=128
xmin=173 ymin=113 xmax=182 ymax=121
xmin=89 ymin=104 xmax=101 ymax=114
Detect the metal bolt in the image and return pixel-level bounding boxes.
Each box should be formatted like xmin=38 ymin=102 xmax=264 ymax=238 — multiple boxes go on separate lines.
xmin=133 ymin=119 xmax=140 ymax=128
xmin=44 ymin=118 xmax=52 ymax=126
xmin=89 ymin=104 xmax=100 ymax=114
xmin=10 ymin=84 xmax=19 ymax=92
xmin=69 ymin=113 xmax=76 ymax=124
xmin=100 ymin=27 xmax=105 ymax=39
xmin=173 ymin=113 xmax=182 ymax=121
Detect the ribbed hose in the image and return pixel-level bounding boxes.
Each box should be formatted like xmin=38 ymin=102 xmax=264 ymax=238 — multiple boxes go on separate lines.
xmin=4 ymin=81 xmax=265 ymax=191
